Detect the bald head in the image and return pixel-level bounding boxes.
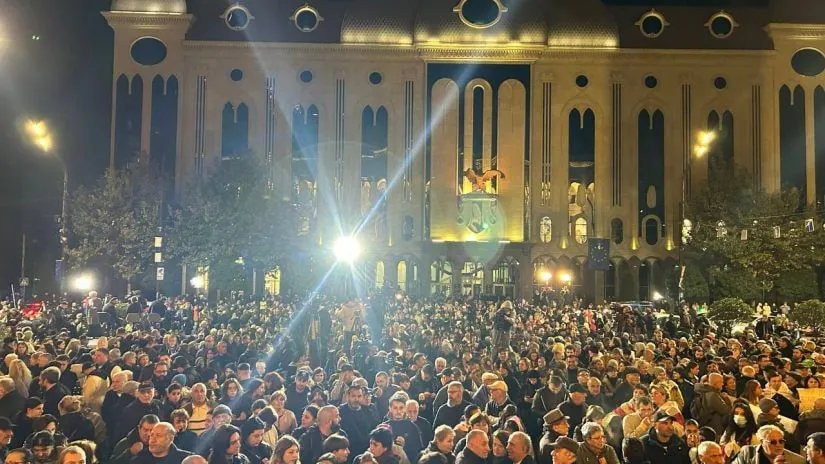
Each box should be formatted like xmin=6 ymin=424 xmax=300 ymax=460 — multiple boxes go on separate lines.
xmin=467 ymin=430 xmax=490 ymax=459
xmin=708 ymin=373 xmax=723 ymax=390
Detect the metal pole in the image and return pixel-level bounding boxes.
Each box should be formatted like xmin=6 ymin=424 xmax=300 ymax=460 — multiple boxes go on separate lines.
xmin=20 ymin=234 xmax=26 ymax=283
xmin=60 ymin=166 xmax=68 ymax=294
xmin=678 ymin=152 xmax=691 ymax=302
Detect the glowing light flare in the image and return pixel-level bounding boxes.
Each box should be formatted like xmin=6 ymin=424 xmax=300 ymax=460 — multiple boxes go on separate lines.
xmin=694 ymin=144 xmax=709 ymax=157
xmin=333 ymin=236 xmax=361 ymax=263
xmin=698 ymin=130 xmax=716 ymax=146
xmin=190 ymin=275 xmax=205 ymax=289
xmin=538 ymin=270 xmax=553 ymax=283
xmin=71 ymin=274 xmax=95 ymax=292
xmin=652 ymin=291 xmax=664 ymax=301
xmin=560 ymin=273 xmax=572 ymax=284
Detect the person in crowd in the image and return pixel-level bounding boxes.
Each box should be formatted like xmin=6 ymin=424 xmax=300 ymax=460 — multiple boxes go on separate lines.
xmin=170 ymin=409 xmax=198 ymax=452
xmin=505 ymin=432 xmax=534 ymax=464
xmin=39 ymin=368 xmax=67 ymax=419
xmin=0 ymin=377 xmax=26 ymax=419
xmin=132 ymin=422 xmax=192 ymax=463
xmin=806 ymin=432 xmax=825 ymax=464
xmin=0 ymin=418 xmax=13 ymax=462
xmin=56 ymin=445 xmax=85 ymax=464
xmin=690 ymin=373 xmax=732 ymax=437
xmin=796 ymin=397 xmax=825 ymax=445
xmin=298 ymin=405 xmax=340 ymax=464
xmin=732 ymin=425 xmax=805 ymax=464
xmin=576 ymin=422 xmax=619 ymax=464
xmin=433 ymin=382 xmax=469 ymax=429
xmin=268 ymin=392 xmax=296 ymax=437
xmin=539 ymin=409 xmax=570 ymax=462
xmin=239 ymin=418 xmax=270 ymax=464
xmin=109 ymin=414 xmax=160 ymax=464
xmin=271 ymin=436 xmax=299 ymax=464
xmin=490 ymin=430 xmax=511 ymax=464
xmin=114 ymin=382 xmax=160 ymax=443
xmin=338 ymin=385 xmax=376 ymax=457
xmin=55 ymin=397 xmax=93 ymax=442
xmin=424 ymin=425 xmax=455 ymax=464
xmin=455 ymin=429 xmax=487 ymax=464
xmin=184 ymin=384 xmax=215 ymax=437
xmin=5 ymin=448 xmax=34 ymax=464
xmin=548 ymin=436 xmax=579 ymax=464
xmin=640 ymin=410 xmax=690 ymax=464
xmin=207 ymin=424 xmax=248 ymax=464
xmin=322 ymin=434 xmax=349 ymax=464
xmin=696 ymin=442 xmax=724 ymax=464
xmin=720 ymin=401 xmax=759 ymax=460
xmin=29 ymin=431 xmax=59 ymax=464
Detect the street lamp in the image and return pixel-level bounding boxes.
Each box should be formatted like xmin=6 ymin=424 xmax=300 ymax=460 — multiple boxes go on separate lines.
xmin=70 ymin=273 xmax=94 ymax=293
xmin=560 ymin=273 xmax=572 ymax=284
xmin=190 ymin=275 xmax=205 ymax=290
xmin=23 ymin=119 xmax=68 ymax=292
xmin=538 ymin=270 xmax=552 ymax=285
xmin=679 ymin=130 xmax=717 ymax=300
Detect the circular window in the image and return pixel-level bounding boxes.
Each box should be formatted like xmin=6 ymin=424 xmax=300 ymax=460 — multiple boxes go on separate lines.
xmin=230 ymin=69 xmax=244 ymax=82
xmin=369 ymin=72 xmax=383 ymax=85
xmin=300 ymin=70 xmax=314 ymax=83
xmin=644 ymin=75 xmax=658 ymax=89
xmin=714 ymin=77 xmax=727 ymax=90
xmin=292 ymin=5 xmax=323 ymax=33
xmin=130 ymin=37 xmax=167 ymax=66
xmin=453 ymin=0 xmax=508 ymax=29
xmin=637 ymin=10 xmax=667 ymax=38
xmin=575 ymin=75 xmax=589 ymax=88
xmin=707 ymin=12 xmax=736 ymax=39
xmin=792 ymin=48 xmax=825 ymax=77
xmin=224 ymin=5 xmax=252 ymax=31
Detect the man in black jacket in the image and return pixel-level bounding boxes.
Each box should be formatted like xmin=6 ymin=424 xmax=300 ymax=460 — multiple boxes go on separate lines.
xmin=532 ymin=376 xmax=568 ymax=423
xmin=115 ymin=382 xmax=162 ymax=443
xmin=131 ymin=422 xmax=193 ymax=464
xmin=455 ymin=430 xmax=489 ymax=464
xmin=300 ymin=405 xmax=344 ymax=464
xmin=339 ymin=385 xmax=378 ymax=458
xmin=641 ymin=411 xmax=690 ymax=464
xmin=434 ymin=382 xmax=471 ymax=429
xmin=109 ymin=414 xmax=160 ymax=464
xmin=38 ymin=367 xmax=68 ymax=418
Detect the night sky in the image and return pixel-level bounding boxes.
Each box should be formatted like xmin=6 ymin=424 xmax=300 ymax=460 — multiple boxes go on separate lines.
xmin=0 ymin=0 xmax=769 ymax=297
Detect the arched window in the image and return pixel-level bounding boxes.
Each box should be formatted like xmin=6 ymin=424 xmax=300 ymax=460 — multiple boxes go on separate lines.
xmin=397 ymin=261 xmax=407 ymax=292
xmin=575 ymin=218 xmax=588 ymax=244
xmin=611 ymin=218 xmax=624 ymax=244
xmin=375 ymin=261 xmax=385 ymax=289
xmin=539 ymin=216 xmax=552 ymax=243
xmin=645 ymin=218 xmax=659 ymax=245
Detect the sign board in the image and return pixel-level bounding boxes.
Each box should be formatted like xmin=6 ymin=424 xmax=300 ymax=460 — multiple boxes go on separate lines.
xmin=798 ymin=388 xmax=825 ymax=413
xmin=156 ymin=267 xmax=165 ymax=281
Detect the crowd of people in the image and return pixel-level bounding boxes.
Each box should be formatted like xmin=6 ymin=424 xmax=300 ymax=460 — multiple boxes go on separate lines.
xmin=0 ymin=290 xmax=820 ymax=464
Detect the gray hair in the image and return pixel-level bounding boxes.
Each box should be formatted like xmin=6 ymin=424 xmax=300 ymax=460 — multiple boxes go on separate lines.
xmin=757 ymin=425 xmax=784 ymax=441
xmin=697 ymin=441 xmax=722 ymax=457
xmin=581 ymin=422 xmax=604 ymax=440
xmin=434 ymin=425 xmax=455 ymax=442
xmin=508 ymin=431 xmax=533 ymax=456
xmin=181 ymin=456 xmax=208 ymax=464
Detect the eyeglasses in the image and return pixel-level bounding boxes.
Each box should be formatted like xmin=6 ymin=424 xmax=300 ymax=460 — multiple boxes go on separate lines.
xmin=766 ymin=439 xmax=786 ymax=446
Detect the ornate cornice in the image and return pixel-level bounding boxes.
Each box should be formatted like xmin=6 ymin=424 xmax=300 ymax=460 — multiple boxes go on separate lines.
xmin=102 ymin=11 xmax=194 ymax=27
xmin=765 ymin=23 xmax=825 ymax=40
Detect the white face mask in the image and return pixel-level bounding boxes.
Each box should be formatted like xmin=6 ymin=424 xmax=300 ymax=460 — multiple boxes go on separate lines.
xmin=734 ymin=415 xmax=747 ymax=427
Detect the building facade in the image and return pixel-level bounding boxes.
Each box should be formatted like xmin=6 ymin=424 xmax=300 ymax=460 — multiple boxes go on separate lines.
xmin=105 ymin=0 xmax=825 ymax=301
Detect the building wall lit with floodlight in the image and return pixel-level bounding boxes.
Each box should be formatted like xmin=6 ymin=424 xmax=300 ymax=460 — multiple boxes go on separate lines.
xmin=105 ymin=0 xmax=825 ymax=301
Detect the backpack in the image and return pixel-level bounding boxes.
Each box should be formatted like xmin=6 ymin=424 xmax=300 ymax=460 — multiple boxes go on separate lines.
xmin=690 ymin=393 xmax=711 ymax=426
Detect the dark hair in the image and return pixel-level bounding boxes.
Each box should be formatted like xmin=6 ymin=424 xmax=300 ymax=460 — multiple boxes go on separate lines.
xmin=622 ymin=437 xmax=646 ymax=464
xmin=369 ymin=427 xmax=393 ymax=450
xmin=323 ymin=434 xmax=350 ymax=452
xmin=418 ymin=451 xmax=448 ymax=464
xmin=303 ymin=405 xmax=320 ymax=420
xmin=699 ymin=426 xmax=717 ymax=443
xmin=33 ymin=414 xmax=58 ymax=432
xmin=209 ymin=424 xmax=242 ymax=464
xmin=809 ymin=432 xmax=825 ymax=453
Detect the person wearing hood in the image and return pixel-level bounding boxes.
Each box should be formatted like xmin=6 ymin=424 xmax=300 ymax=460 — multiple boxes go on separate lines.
xmin=640 ymin=411 xmax=689 ymax=464
xmin=239 ymin=417 xmax=271 ymax=464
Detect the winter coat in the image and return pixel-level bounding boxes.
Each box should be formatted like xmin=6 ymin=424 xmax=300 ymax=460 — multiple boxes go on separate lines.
xmin=640 ymin=428 xmax=690 ymax=464
xmin=731 ymin=445 xmax=805 ymax=464
xmin=690 ymin=383 xmax=731 ymax=436
xmin=795 ymin=408 xmax=825 ymax=443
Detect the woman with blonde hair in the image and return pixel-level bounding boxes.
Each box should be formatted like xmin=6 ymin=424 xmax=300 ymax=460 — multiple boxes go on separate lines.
xmin=80 ymin=364 xmax=108 ymax=414
xmin=58 ymin=445 xmax=86 ymax=464
xmin=269 ymin=391 xmax=297 ymax=436
xmin=9 ymin=359 xmax=32 ymax=398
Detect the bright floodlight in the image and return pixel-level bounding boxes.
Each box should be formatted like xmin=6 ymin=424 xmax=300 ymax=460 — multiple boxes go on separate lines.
xmin=694 ymin=144 xmax=709 ymax=157
xmin=652 ymin=291 xmax=664 ymax=301
xmin=698 ymin=130 xmax=716 ymax=146
xmin=190 ymin=275 xmax=205 ymax=289
xmin=560 ymin=273 xmax=572 ymax=283
xmin=71 ymin=274 xmax=94 ymax=292
xmin=334 ymin=236 xmax=361 ymax=263
xmin=538 ymin=270 xmax=552 ymax=283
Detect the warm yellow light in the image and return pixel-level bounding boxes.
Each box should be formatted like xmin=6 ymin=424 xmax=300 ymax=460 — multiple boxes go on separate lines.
xmin=538 ymin=270 xmax=552 ymax=283
xmin=694 ymin=144 xmax=709 ymax=157
xmin=698 ymin=130 xmax=716 ymax=146
xmin=560 ymin=273 xmax=572 ymax=283
xmin=35 ymin=136 xmax=53 ymax=152
xmin=26 ymin=120 xmax=47 ymax=139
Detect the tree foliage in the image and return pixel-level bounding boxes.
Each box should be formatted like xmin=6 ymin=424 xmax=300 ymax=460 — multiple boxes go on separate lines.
xmin=68 ymin=163 xmax=162 ymax=288
xmin=709 ymin=297 xmax=753 ymax=323
xmin=167 ymin=154 xmax=296 ymax=290
xmin=789 ymin=299 xmax=825 ymax=333
xmin=686 ymin=168 xmax=825 ymax=295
